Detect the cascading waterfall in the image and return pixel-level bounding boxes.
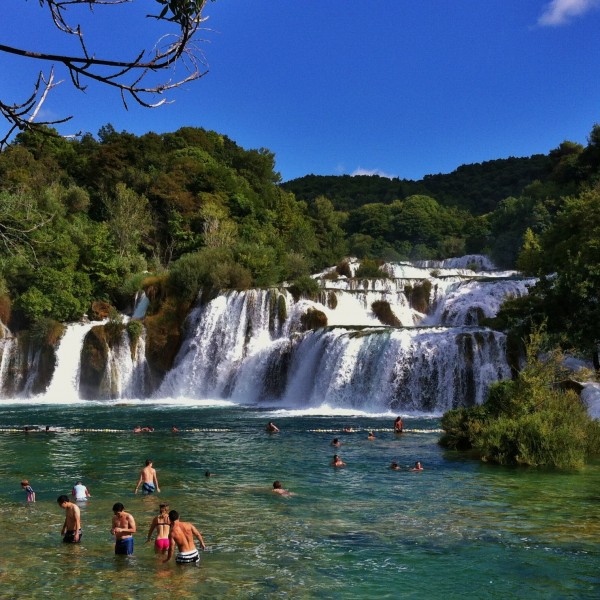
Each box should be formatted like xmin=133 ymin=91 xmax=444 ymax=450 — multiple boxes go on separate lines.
xmin=43 ymin=321 xmax=100 ymax=402
xmin=96 ymin=328 xmax=150 ymax=399
xmin=0 ymin=255 xmax=542 ymax=414
xmin=157 ymin=256 xmax=528 ymax=412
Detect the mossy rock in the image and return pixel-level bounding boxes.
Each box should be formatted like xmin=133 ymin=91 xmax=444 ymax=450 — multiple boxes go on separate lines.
xmin=371 ymin=300 xmax=402 ymax=327
xmin=79 ymin=326 xmax=110 ymax=398
xmin=144 ymin=298 xmax=188 ymax=376
xmin=89 ymin=300 xmax=112 ymax=320
xmin=300 ymin=308 xmax=328 ymax=331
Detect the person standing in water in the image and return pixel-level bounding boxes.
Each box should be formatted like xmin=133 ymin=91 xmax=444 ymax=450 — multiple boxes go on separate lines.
xmin=163 ymin=510 xmax=206 ymax=565
xmin=57 ymin=495 xmax=82 ymax=543
xmin=394 ymin=416 xmax=404 ymax=433
xmin=265 ymin=421 xmax=280 ymax=433
xmin=111 ymin=502 xmax=136 ymax=555
xmin=134 ymin=459 xmax=160 ymax=494
xmin=21 ymin=479 xmax=35 ymax=502
xmin=72 ymin=481 xmax=91 ymax=501
xmin=146 ymin=503 xmax=171 ymax=554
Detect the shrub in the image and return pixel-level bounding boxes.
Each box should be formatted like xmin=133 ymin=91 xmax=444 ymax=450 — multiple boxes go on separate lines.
xmin=439 ymin=328 xmax=600 ymax=469
xmin=288 ymin=275 xmax=320 ymax=301
xmin=355 ymin=258 xmax=388 ymax=279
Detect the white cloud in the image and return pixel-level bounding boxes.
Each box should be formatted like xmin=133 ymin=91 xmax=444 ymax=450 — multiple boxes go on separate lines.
xmin=538 ymin=0 xmax=600 ymax=26
xmin=351 ymin=167 xmax=395 ymax=179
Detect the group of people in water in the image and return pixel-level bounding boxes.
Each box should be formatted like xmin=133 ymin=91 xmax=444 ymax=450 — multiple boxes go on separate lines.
xmin=23 ymin=458 xmax=205 ymax=565
xmin=20 ymin=415 xmax=420 ymax=565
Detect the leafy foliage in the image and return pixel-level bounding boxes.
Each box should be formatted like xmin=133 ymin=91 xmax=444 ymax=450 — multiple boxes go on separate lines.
xmin=440 ymin=329 xmax=600 ymax=469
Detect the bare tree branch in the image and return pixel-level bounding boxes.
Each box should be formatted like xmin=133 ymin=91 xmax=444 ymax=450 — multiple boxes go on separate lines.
xmin=1 ymin=0 xmax=214 ymax=148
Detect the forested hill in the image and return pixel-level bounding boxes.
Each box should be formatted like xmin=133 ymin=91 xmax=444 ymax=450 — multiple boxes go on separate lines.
xmin=282 ymin=154 xmax=551 ymax=215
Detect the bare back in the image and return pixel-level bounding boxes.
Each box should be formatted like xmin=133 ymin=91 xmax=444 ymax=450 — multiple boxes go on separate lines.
xmin=170 ymin=521 xmax=204 ymax=553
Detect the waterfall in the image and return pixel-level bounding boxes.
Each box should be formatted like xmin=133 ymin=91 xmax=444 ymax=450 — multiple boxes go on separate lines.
xmin=0 ymin=254 xmax=545 ymax=414
xmin=43 ymin=321 xmax=99 ymax=402
xmin=95 ymin=328 xmax=150 ymax=399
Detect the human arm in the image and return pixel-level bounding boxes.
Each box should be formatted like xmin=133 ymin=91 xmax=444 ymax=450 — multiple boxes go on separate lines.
xmin=146 ymin=516 xmax=158 ymax=542
xmin=134 ymin=472 xmax=143 ymax=494
xmin=192 ymin=525 xmax=206 ymax=550
xmin=153 ymin=470 xmax=160 ymax=493
xmin=163 ymin=530 xmax=175 ymax=562
xmin=73 ymin=506 xmax=81 ymax=542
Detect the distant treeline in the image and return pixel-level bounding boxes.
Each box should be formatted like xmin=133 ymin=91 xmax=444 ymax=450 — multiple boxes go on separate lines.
xmin=282 ymin=154 xmax=551 ymax=215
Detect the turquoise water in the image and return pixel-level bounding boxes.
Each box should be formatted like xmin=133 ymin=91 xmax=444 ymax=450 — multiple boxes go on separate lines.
xmin=0 ymin=402 xmax=598 ymax=599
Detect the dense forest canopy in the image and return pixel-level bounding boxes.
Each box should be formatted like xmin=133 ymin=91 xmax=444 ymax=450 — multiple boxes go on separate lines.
xmin=0 ymin=121 xmax=599 ymax=366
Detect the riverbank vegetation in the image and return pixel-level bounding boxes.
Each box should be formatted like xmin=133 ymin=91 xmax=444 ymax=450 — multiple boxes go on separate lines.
xmin=439 ymin=330 xmax=600 ymax=468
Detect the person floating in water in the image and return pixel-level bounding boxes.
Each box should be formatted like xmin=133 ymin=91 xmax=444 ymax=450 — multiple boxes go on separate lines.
xmin=205 ymin=470 xmax=216 ymax=477
xmin=21 ymin=479 xmax=35 ymax=502
xmin=330 ymin=438 xmax=341 ymax=447
xmin=57 ymin=495 xmax=82 ymax=543
xmin=265 ymin=421 xmax=280 ymax=433
xmin=331 ymin=454 xmax=346 ymax=468
xmin=72 ymin=480 xmax=91 ymax=501
xmin=394 ymin=416 xmax=404 ymax=433
xmin=163 ymin=510 xmax=206 ymax=565
xmin=171 ymin=425 xmax=179 ymax=433
xmin=135 ymin=458 xmax=160 ymax=494
xmin=342 ymin=426 xmax=354 ymax=433
xmin=133 ymin=425 xmax=142 ymax=433
xmin=272 ymin=481 xmax=294 ymax=496
xmin=147 ymin=503 xmax=171 ymax=554
xmin=411 ymin=461 xmax=424 ymax=471
xmin=368 ymin=431 xmax=376 ymax=440
xmin=112 ymin=502 xmax=136 ymax=555
xmin=390 ymin=461 xmax=401 ymax=470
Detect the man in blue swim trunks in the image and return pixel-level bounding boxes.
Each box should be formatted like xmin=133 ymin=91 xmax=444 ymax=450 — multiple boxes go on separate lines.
xmin=134 ymin=458 xmax=160 ymax=494
xmin=111 ymin=502 xmax=136 ymax=555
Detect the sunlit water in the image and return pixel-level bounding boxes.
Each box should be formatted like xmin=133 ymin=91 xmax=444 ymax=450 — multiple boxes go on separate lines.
xmin=0 ymin=401 xmax=598 ymax=599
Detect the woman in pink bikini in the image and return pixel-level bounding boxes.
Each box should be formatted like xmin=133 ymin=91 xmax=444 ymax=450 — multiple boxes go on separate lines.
xmin=146 ymin=503 xmax=171 ymax=554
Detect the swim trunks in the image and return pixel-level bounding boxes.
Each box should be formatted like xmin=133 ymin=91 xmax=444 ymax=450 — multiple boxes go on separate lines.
xmin=115 ymin=537 xmax=134 ymax=555
xmin=176 ymin=549 xmax=200 ymax=564
xmin=155 ymin=538 xmax=170 ymax=551
xmin=142 ymin=482 xmax=156 ymax=494
xmin=63 ymin=529 xmax=82 ymax=543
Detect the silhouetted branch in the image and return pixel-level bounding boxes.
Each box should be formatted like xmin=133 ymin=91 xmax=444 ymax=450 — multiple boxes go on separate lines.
xmin=1 ymin=0 xmax=213 ymax=147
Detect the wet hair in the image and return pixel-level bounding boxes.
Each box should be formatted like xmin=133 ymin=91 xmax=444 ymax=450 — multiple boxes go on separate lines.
xmin=168 ymin=510 xmax=179 ymax=522
xmin=57 ymin=495 xmax=69 ymax=504
xmin=113 ymin=502 xmax=125 ymax=512
xmin=273 ymin=481 xmax=282 ymax=489
xmin=205 ymin=470 xmax=211 ymax=477
xmin=332 ymin=438 xmax=339 ymax=443
xmin=145 ymin=458 xmax=152 ymax=466
xmin=159 ymin=503 xmax=169 ymax=511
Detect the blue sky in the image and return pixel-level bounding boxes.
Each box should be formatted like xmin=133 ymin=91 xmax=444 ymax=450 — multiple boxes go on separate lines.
xmin=2 ymin=0 xmax=600 ymax=182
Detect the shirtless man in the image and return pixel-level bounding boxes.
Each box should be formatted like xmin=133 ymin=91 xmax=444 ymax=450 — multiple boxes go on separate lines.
xmin=331 ymin=454 xmax=346 ymax=467
xmin=111 ymin=502 xmax=137 ymax=555
xmin=265 ymin=421 xmax=280 ymax=433
xmin=57 ymin=495 xmax=81 ymax=543
xmin=146 ymin=503 xmax=171 ymax=554
xmin=272 ymin=481 xmax=293 ymax=496
xmin=163 ymin=510 xmax=206 ymax=565
xmin=134 ymin=458 xmax=160 ymax=494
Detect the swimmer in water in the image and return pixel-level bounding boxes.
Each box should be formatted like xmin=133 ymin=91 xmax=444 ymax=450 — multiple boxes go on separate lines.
xmin=331 ymin=454 xmax=347 ymax=468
